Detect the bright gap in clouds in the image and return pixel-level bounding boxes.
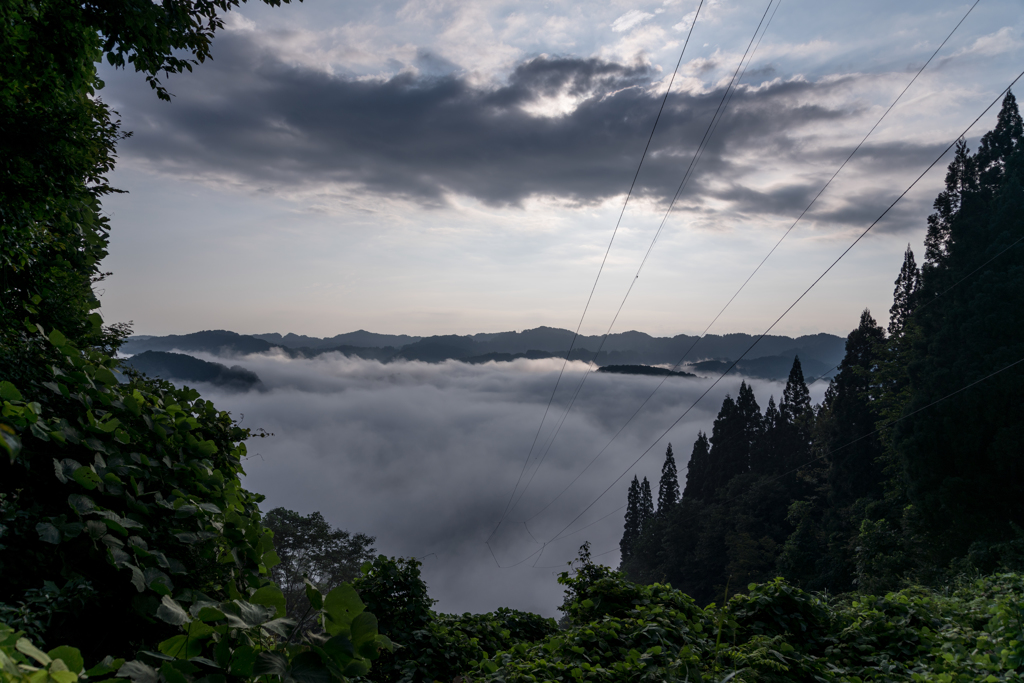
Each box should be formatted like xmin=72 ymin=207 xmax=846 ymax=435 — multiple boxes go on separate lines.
xmin=187 ymin=351 xmax=828 ymax=616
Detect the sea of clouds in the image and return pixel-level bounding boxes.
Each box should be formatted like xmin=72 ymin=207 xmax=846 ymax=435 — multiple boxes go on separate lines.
xmin=184 ymin=350 xmax=828 ymax=617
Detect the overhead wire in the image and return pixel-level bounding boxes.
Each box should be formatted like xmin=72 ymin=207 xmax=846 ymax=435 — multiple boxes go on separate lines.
xmin=533 ymin=352 xmax=1024 ymax=567
xmin=528 ymin=67 xmax=1024 ymax=555
xmin=486 ymin=0 xmax=709 ymax=550
xmin=504 ymin=0 xmax=782 ymax=524
xmin=517 ymin=0 xmax=982 ymax=525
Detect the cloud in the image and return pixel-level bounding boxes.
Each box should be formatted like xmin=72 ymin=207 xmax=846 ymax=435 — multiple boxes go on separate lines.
xmin=181 ymin=351 xmax=828 ymax=615
xmin=611 ymin=10 xmax=654 ymax=33
xmin=103 ymin=27 xmax=943 ymax=223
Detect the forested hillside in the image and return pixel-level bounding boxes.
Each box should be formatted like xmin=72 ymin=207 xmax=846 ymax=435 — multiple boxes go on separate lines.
xmin=620 ymin=94 xmax=1024 ymax=603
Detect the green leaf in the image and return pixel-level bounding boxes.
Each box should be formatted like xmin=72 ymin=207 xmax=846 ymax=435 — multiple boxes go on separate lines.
xmin=16 ymin=638 xmax=52 ymax=665
xmin=71 ymin=467 xmax=102 ymax=491
xmin=48 ymin=329 xmax=67 ymax=347
xmin=94 ymin=367 xmax=118 ymax=386
xmin=228 ymin=646 xmax=257 ymax=677
xmin=36 ymin=522 xmax=61 ymax=544
xmin=350 ymin=612 xmax=378 ymax=647
xmin=47 ymin=647 xmax=84 ymax=674
xmin=250 ymin=585 xmax=287 ymax=619
xmin=195 ymin=440 xmax=218 ymax=457
xmin=67 ymin=494 xmax=96 ymax=515
xmin=0 ymin=381 xmax=23 ymax=401
xmin=288 ymin=652 xmax=332 ymax=683
xmin=158 ymin=662 xmax=188 ymax=683
xmin=323 ymin=583 xmax=364 ymax=636
xmin=0 ymin=425 xmax=22 ymax=462
xmin=305 ymin=581 xmax=324 ymax=611
xmin=155 ymin=596 xmax=191 ymax=626
xmin=253 ymin=653 xmax=288 ymax=678
xmin=321 ymin=634 xmax=355 ymax=665
xmin=118 ymin=660 xmax=159 ymax=683
xmin=157 ymin=636 xmax=202 ymax=661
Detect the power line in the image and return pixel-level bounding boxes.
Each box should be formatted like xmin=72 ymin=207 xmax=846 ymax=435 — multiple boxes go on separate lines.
xmin=486 ymin=0 xmax=708 ymax=544
xmin=532 ymin=67 xmax=1024 ymax=552
xmin=505 ymin=0 xmax=782 ymax=522
xmin=807 ymin=232 xmax=1024 ymax=386
xmin=533 ymin=352 xmax=1024 ymax=566
xmin=516 ymin=0 xmax=982 ymax=524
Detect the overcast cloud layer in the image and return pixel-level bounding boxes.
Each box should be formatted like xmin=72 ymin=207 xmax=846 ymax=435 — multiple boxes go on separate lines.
xmin=97 ymin=0 xmax=1024 ymax=338
xmin=186 ymin=351 xmax=828 ymax=616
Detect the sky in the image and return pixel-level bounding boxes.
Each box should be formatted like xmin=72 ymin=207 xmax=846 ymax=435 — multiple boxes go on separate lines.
xmin=95 ymin=0 xmax=1024 ymax=339
xmin=189 ymin=352 xmax=831 ymax=616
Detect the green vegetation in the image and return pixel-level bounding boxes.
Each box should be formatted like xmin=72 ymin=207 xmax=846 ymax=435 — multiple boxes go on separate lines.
xmin=620 ymin=93 xmax=1024 ymax=604
xmin=2 ymin=0 xmax=1022 ymax=679
xmin=124 ymin=352 xmax=263 ymax=392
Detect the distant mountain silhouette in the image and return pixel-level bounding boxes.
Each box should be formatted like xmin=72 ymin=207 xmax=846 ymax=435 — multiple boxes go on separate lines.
xmin=597 ymin=364 xmax=696 ymax=378
xmin=254 ymin=330 xmax=420 ymax=349
xmin=123 ymin=351 xmax=263 ymax=391
xmin=122 ymin=326 xmax=847 ymax=382
xmin=121 ymin=330 xmax=276 ymax=356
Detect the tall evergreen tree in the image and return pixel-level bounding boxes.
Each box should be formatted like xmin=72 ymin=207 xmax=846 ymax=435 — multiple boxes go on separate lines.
xmin=889 ymin=245 xmax=922 ymax=337
xmin=639 ymin=477 xmax=655 ymax=530
xmin=779 ymin=357 xmax=814 ymax=473
xmin=780 ymin=357 xmax=812 ymax=424
xmin=825 ymin=309 xmax=886 ymax=509
xmin=620 ymin=476 xmax=642 ymax=560
xmin=657 ymin=443 xmax=680 ymax=513
xmin=736 ymin=381 xmax=764 ymax=454
xmin=752 ymin=396 xmax=783 ymax=474
xmin=683 ymin=431 xmax=712 ymax=500
xmin=896 ymin=91 xmax=1024 ymax=561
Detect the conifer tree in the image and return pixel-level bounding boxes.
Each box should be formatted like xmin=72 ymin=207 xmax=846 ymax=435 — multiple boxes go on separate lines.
xmin=736 ymin=381 xmax=764 ymax=454
xmin=781 ymin=357 xmax=812 ymax=424
xmin=888 ymin=245 xmax=922 ymax=337
xmin=897 ymin=90 xmax=1024 ymax=557
xmin=639 ymin=477 xmax=655 ymax=530
xmin=825 ymin=309 xmax=886 ymax=508
xmin=683 ymin=431 xmax=712 ymax=500
xmin=752 ymin=396 xmax=783 ymax=474
xmin=657 ymin=443 xmax=680 ymax=513
xmin=620 ymin=476 xmax=642 ymax=560
xmin=779 ymin=357 xmax=813 ymax=472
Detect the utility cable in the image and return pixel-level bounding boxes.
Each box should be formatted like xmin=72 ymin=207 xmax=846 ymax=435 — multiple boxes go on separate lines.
xmin=532 ymin=68 xmax=1024 ymax=550
xmin=533 ymin=351 xmax=1024 ymax=566
xmin=486 ymin=0 xmax=708 ymax=545
xmin=516 ymin=0 xmax=984 ymax=524
xmin=507 ymin=0 xmax=778 ymax=520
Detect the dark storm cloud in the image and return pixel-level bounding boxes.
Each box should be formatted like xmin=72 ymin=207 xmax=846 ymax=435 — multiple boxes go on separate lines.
xmin=107 ymin=30 xmax=940 ymax=216
xmin=182 ymin=351 xmax=828 ymax=616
